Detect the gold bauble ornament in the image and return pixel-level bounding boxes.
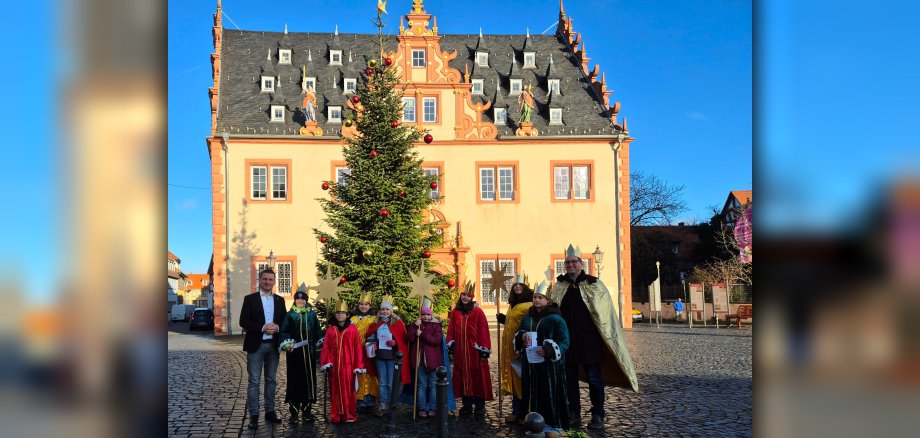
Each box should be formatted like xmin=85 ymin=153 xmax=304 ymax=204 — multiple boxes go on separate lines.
xmin=369 ymin=59 xmax=378 ymax=68
xmin=362 ymin=249 xmax=373 ymax=258
xmin=344 ymin=119 xmax=354 ymax=127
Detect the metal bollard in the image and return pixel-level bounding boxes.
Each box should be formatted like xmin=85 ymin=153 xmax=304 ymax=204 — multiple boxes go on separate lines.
xmin=523 ymin=412 xmax=545 ymax=437
xmin=435 ymin=366 xmax=448 ymax=438
xmin=380 ymin=351 xmax=404 ymax=438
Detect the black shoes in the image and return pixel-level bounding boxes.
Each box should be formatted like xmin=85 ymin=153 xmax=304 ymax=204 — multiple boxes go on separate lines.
xmin=568 ymin=411 xmax=581 ymax=428
xmin=473 ymin=408 xmax=485 ymax=420
xmin=458 ymin=405 xmax=473 ymax=416
xmin=247 ymin=415 xmax=259 ymax=429
xmin=265 ymin=411 xmax=282 ymax=424
xmin=587 ymin=414 xmax=604 ymax=430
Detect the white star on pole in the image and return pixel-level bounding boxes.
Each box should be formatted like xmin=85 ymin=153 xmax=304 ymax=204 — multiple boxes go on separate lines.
xmin=400 ymin=263 xmax=439 ymax=303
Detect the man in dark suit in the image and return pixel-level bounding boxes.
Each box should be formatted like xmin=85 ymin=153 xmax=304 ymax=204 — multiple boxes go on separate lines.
xmin=240 ymin=268 xmax=288 ymax=429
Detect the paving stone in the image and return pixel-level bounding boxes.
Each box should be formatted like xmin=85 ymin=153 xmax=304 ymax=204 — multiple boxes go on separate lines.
xmin=168 ymin=322 xmax=751 ymax=437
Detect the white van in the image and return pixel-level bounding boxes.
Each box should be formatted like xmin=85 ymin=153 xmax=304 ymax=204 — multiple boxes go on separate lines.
xmin=171 ymin=304 xmax=196 ymax=322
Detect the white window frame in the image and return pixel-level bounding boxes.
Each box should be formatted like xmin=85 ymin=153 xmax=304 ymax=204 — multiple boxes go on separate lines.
xmin=271 ymin=105 xmax=285 ymax=122
xmin=279 ymin=49 xmax=291 ymax=64
xmin=305 ymin=77 xmax=316 ymax=92
xmin=343 ymin=78 xmax=357 ymax=94
xmin=251 ymin=166 xmax=267 ymax=200
xmin=335 ymin=166 xmax=352 ymax=187
xmin=330 ymin=50 xmax=342 ymax=65
xmin=549 ymin=108 xmax=563 ymax=125
xmin=402 ymin=97 xmax=416 ymax=122
xmin=276 ymin=261 xmax=292 ymax=295
xmin=510 ymin=79 xmax=522 ymax=94
xmin=261 ymin=76 xmax=274 ymax=93
xmin=424 ymin=167 xmax=440 ymax=199
xmin=422 ymin=97 xmax=437 ymax=123
xmin=412 ymin=49 xmax=426 ymax=68
xmin=271 ymin=166 xmax=287 ymax=200
xmin=471 ymin=79 xmax=484 ymax=95
xmin=524 ymin=52 xmax=535 ymax=68
xmin=479 ymin=168 xmax=495 ymax=201
xmin=498 ymin=167 xmax=515 ymax=200
xmin=494 ymin=107 xmax=507 ymax=124
xmin=479 ymin=259 xmax=516 ymax=304
xmin=327 ymin=106 xmax=342 ymax=123
xmin=548 ymin=79 xmax=560 ymax=93
xmin=476 ymin=51 xmax=488 ymax=67
xmin=554 ymin=164 xmax=590 ymax=200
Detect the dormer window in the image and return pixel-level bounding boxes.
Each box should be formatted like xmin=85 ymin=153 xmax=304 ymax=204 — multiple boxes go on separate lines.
xmin=548 ymin=79 xmax=560 ymax=93
xmin=549 ymin=108 xmax=563 ymax=125
xmin=471 ymin=79 xmax=484 ymax=95
xmin=330 ymin=50 xmax=342 ymax=65
xmin=524 ymin=52 xmax=536 ymax=68
xmin=328 ymin=106 xmax=342 ymax=123
xmin=271 ymin=105 xmax=285 ymax=122
xmin=305 ymin=77 xmax=316 ymax=92
xmin=494 ymin=107 xmax=507 ymax=124
xmin=476 ymin=52 xmax=489 ymax=67
xmin=412 ymin=49 xmax=426 ymax=68
xmin=279 ymin=49 xmax=292 ymax=64
xmin=261 ymin=76 xmax=275 ymax=92
xmin=510 ymin=79 xmax=522 ymax=94
xmin=344 ymin=78 xmax=357 ymax=94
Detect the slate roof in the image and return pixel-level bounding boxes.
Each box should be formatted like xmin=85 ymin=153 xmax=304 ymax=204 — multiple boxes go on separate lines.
xmin=216 ymin=29 xmax=622 ymax=137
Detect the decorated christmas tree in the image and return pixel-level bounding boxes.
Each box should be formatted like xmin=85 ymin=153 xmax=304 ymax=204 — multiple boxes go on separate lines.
xmin=313 ymin=12 xmax=449 ymax=321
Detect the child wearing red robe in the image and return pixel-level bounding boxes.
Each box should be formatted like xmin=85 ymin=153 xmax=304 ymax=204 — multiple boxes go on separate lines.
xmin=446 ymin=285 xmax=493 ymax=419
xmin=319 ymin=303 xmax=366 ymax=423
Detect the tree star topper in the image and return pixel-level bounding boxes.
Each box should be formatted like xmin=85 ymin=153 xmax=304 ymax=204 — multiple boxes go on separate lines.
xmin=400 ymin=263 xmax=439 ymax=303
xmin=488 ymin=256 xmax=514 ymax=297
xmin=311 ymin=262 xmax=352 ymax=304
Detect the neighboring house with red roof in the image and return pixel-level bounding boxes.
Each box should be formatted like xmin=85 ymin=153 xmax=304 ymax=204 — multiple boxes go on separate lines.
xmin=184 ymin=274 xmax=212 ymax=309
xmin=721 ymin=190 xmax=752 ymax=229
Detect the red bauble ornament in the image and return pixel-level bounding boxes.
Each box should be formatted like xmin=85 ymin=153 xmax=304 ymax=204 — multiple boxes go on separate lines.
xmin=398 ymin=190 xmax=406 ymax=197
xmin=430 ymin=181 xmax=439 ymax=190
xmin=379 ymin=208 xmax=389 ymax=217
xmin=384 ymin=57 xmax=393 ymax=66
xmin=391 ymin=121 xmax=399 ymax=128
xmin=424 ymin=134 xmax=433 ymax=144
xmin=319 ymin=236 xmax=328 ymax=243
xmin=447 ymin=279 xmax=456 ymax=288
xmin=423 ymin=251 xmax=431 ymax=258
xmin=370 ymin=150 xmax=378 ymax=158
xmin=365 ymin=67 xmax=373 ymax=75
xmin=339 ymin=276 xmax=347 ymax=284
xmin=321 ymin=182 xmax=330 ymax=190
xmin=351 ymin=96 xmax=360 ymax=104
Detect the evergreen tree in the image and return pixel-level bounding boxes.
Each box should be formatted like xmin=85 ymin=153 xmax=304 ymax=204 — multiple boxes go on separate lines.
xmin=313 ymin=50 xmax=449 ymax=322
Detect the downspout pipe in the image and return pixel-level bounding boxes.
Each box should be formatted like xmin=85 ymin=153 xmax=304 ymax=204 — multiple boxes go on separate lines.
xmin=221 ymin=132 xmax=232 ymax=335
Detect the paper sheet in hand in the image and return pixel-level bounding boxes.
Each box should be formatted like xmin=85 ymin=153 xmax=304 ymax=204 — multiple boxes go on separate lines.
xmin=525 ymin=346 xmax=544 ymax=364
xmin=378 ymin=331 xmax=393 ymax=350
xmin=526 ymin=332 xmax=538 ymax=347
xmin=290 ymin=339 xmax=311 ymax=350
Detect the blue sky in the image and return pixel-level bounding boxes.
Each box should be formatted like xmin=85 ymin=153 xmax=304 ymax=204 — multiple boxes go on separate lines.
xmin=168 ymin=0 xmax=752 ymax=274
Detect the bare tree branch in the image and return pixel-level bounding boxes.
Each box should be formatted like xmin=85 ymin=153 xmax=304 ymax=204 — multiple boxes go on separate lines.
xmin=629 ymin=171 xmax=689 ymax=226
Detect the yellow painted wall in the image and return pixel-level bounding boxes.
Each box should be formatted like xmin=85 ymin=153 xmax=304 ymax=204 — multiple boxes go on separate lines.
xmin=223 ymin=137 xmax=625 ymax=324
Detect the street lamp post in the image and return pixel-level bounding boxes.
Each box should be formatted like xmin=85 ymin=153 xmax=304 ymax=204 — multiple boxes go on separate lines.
xmin=267 ymin=249 xmax=276 ymax=270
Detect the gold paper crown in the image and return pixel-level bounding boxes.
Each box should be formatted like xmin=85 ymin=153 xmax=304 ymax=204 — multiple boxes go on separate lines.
xmin=514 ymin=273 xmax=529 ymax=285
xmin=358 ymin=292 xmax=374 ymax=304
xmin=565 ymin=244 xmax=582 ymax=259
xmin=380 ymin=294 xmax=394 ymax=306
xmin=334 ymin=300 xmax=350 ymax=313
xmin=533 ymin=280 xmax=549 ymax=296
xmin=461 ymin=281 xmax=476 ymax=296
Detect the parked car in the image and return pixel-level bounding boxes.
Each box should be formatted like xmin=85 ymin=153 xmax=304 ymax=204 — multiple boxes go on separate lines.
xmin=632 ymin=308 xmax=644 ymax=322
xmin=189 ymin=308 xmax=214 ymax=331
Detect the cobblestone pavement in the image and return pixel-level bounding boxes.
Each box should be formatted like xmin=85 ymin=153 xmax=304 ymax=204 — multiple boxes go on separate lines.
xmin=168 ymin=321 xmax=751 ymax=437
